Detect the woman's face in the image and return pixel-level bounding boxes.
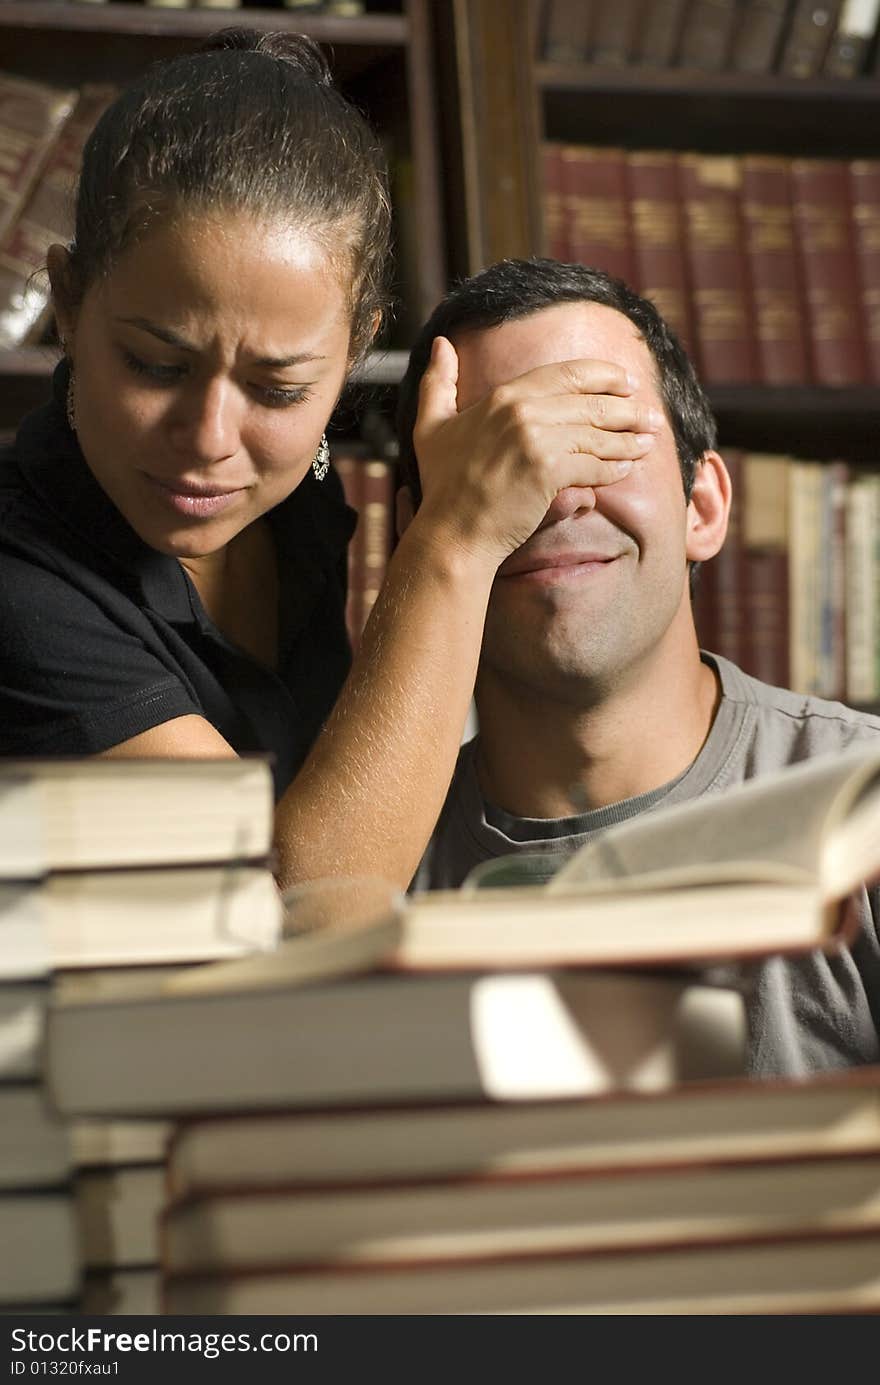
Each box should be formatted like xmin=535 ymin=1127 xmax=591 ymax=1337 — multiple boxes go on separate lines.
xmin=57 ymin=211 xmax=353 ymax=559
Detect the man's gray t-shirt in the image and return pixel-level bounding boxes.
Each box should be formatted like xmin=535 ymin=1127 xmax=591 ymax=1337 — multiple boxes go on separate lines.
xmin=410 ymin=653 xmax=880 ymax=1077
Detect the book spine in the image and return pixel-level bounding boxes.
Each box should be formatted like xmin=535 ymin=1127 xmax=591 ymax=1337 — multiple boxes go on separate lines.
xmin=790 ymin=158 xmax=869 ymax=386
xmin=845 ymin=471 xmax=879 ymax=703
xmin=740 ymin=155 xmax=811 ymax=385
xmin=676 ymin=0 xmax=742 ymax=70
xmin=560 ymin=145 xmax=636 ymax=285
xmin=631 ymin=0 xmax=689 ymax=66
xmin=359 ymin=459 xmax=394 ymax=635
xmin=625 ymin=149 xmax=695 ymax=357
xmin=331 ymin=448 xmax=365 ymax=652
xmin=0 ymin=77 xmax=77 ymax=242
xmin=822 ymin=0 xmax=880 ymax=76
xmin=539 ymin=0 xmax=593 ymax=61
xmin=589 ymin=0 xmax=643 ymax=66
xmin=678 ymin=153 xmax=759 ymax=384
xmin=849 ymin=159 xmax=880 ymax=386
xmin=728 ymin=0 xmax=794 ymax=74
xmin=0 ymin=87 xmax=115 ymax=350
xmin=542 ymin=143 xmax=569 ymax=260
xmin=788 ymin=459 xmax=825 ymax=695
xmin=740 ymin=453 xmax=791 ymax=689
xmin=778 ymin=0 xmax=843 ymax=74
xmin=817 ymin=460 xmax=849 ymax=700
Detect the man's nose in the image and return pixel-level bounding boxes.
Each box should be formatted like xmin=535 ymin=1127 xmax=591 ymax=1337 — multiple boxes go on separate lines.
xmin=539 ymin=485 xmax=598 ymax=528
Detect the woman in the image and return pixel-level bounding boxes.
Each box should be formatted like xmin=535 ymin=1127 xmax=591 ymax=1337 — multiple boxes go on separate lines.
xmin=0 ymin=29 xmax=658 ymax=889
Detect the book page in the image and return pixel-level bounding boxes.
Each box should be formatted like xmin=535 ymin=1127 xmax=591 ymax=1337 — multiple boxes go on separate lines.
xmin=548 ymin=744 xmax=880 ymax=897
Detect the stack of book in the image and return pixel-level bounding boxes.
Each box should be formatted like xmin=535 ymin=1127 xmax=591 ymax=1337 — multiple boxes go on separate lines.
xmin=40 ymin=746 xmax=880 ymax=1314
xmin=538 ymin=1 xmax=880 ymax=79
xmin=1 ymin=804 xmax=80 ymax=1312
xmin=541 ymin=142 xmax=880 ymax=386
xmin=0 ymin=756 xmax=280 ymax=1314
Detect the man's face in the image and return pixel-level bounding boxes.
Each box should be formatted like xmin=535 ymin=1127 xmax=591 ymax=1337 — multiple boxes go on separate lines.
xmin=454 ymin=302 xmax=696 ymax=703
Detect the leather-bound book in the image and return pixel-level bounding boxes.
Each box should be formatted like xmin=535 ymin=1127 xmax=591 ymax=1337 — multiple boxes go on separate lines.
xmin=740 ymin=155 xmax=811 ymax=385
xmin=631 ymin=0 xmax=689 ymax=66
xmin=849 ymin=158 xmax=880 ymax=384
xmin=778 ymin=0 xmax=843 ymax=75
xmin=625 ymin=148 xmax=695 ymax=356
xmin=676 ymin=0 xmax=741 ymax=70
xmin=560 ymin=145 xmax=636 ymax=284
xmin=542 ymin=142 xmax=569 ymax=260
xmin=728 ymin=0 xmax=794 ymax=74
xmin=678 ymin=154 xmax=759 ymax=384
xmin=790 ymin=157 xmax=869 ymax=385
xmin=741 ymin=453 xmax=791 ymax=690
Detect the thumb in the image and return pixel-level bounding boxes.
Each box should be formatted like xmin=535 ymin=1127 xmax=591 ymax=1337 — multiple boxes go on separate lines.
xmin=415 ymin=335 xmax=459 ymax=435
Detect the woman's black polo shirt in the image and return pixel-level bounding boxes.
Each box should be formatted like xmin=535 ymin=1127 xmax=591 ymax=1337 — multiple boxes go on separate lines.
xmin=0 ymin=370 xmax=356 ymax=799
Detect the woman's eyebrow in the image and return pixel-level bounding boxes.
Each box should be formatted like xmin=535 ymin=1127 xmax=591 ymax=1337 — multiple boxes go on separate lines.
xmin=115 ymin=317 xmax=327 ymax=369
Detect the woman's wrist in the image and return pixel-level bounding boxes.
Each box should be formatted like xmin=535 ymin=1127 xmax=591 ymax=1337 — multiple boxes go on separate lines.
xmin=392 ymin=507 xmax=501 ymax=591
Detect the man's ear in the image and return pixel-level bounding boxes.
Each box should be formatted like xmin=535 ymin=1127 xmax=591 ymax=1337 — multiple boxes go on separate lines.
xmin=395 ymin=485 xmax=416 ymax=540
xmin=46 ymin=243 xmax=78 ymax=348
xmin=686 ymin=450 xmax=731 ymax=563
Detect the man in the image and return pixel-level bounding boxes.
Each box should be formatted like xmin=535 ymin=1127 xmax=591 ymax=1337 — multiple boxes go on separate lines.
xmin=398 ymin=257 xmax=880 ymax=1076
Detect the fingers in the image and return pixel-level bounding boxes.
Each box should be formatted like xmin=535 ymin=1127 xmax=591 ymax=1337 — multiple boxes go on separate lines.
xmin=495 ymin=357 xmax=638 ymax=402
xmin=499 ymin=390 xmax=665 ymax=436
xmin=414 ymin=336 xmax=459 ymax=435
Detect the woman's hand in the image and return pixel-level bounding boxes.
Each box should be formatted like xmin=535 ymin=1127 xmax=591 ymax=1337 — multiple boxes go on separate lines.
xmin=411 ymin=335 xmax=662 ymax=573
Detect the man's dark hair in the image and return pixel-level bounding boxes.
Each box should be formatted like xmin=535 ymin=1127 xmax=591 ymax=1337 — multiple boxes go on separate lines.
xmin=396 ymin=258 xmax=717 ymax=505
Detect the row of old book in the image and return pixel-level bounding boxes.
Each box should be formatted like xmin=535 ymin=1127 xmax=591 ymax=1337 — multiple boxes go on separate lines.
xmin=5 ymin=746 xmax=880 ymax=1313
xmin=542 ymin=142 xmax=880 ymax=388
xmin=695 ymin=450 xmax=880 ymax=706
xmin=539 ymin=0 xmax=880 ymax=79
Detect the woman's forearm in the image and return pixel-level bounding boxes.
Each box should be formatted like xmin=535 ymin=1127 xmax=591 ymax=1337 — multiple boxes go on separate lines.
xmin=273 ymin=521 xmax=493 ymax=890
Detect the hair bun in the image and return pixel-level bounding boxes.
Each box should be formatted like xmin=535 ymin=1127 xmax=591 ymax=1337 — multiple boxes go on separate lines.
xmin=194 ymin=26 xmax=333 ymax=86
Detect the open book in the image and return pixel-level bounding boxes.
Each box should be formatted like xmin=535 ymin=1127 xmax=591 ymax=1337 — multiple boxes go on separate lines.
xmin=157 ymin=745 xmax=880 ymax=989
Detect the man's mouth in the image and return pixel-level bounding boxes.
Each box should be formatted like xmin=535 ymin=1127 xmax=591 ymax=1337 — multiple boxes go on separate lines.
xmin=498 ymin=549 xmax=620 ymax=580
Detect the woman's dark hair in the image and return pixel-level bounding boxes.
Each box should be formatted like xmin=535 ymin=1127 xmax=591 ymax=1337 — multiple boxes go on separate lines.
xmin=396 ymin=258 xmax=718 ymax=504
xmin=66 ymin=28 xmax=391 ymax=360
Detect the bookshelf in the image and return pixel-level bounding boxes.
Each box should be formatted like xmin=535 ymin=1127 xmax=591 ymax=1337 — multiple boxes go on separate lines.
xmin=447 ymin=0 xmax=880 ymax=708
xmin=0 ymin=0 xmax=446 ymax=427
xmin=449 ymin=1 xmax=880 ymax=428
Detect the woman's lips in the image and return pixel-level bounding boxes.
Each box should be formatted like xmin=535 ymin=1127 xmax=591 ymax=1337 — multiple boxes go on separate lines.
xmin=143 ymin=473 xmax=246 ymax=518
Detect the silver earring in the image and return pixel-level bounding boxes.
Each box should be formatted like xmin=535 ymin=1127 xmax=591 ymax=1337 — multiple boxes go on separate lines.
xmin=65 ymin=364 xmax=77 ymax=433
xmin=312 ymin=434 xmax=330 ymax=482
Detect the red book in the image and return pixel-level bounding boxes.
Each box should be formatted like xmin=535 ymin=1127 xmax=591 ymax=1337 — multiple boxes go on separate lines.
xmin=740 ymin=156 xmax=811 ymax=386
xmin=740 ymin=453 xmax=790 ymax=690
xmin=541 ymin=142 xmax=569 ymax=260
xmin=790 ymin=158 xmax=869 ymax=386
xmin=560 ymin=145 xmax=636 ymax=285
xmin=625 ymin=148 xmax=695 ymax=356
xmin=849 ymin=158 xmax=880 ymax=386
xmin=678 ymin=155 xmax=759 ymax=384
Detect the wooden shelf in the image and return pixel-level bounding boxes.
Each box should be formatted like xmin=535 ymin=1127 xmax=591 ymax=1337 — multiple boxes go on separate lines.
xmin=536 ymin=65 xmax=880 ymax=156
xmin=0 ymin=3 xmax=407 ymax=45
